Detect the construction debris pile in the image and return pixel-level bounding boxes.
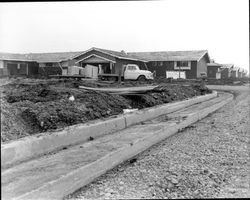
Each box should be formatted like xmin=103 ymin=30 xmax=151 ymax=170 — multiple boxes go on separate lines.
xmin=1 ymin=79 xmax=211 ymax=142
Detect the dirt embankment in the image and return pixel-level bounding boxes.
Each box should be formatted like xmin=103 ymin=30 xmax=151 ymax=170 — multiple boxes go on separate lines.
xmin=1 ymin=79 xmax=211 ymax=142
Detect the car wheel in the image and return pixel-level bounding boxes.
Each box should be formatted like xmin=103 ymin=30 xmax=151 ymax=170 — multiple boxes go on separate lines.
xmin=137 ymin=75 xmax=146 ymax=81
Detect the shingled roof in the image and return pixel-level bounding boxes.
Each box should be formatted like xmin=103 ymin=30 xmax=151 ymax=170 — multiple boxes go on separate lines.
xmin=221 ymin=64 xmax=234 ymax=68
xmin=0 ymin=52 xmax=35 ymax=62
xmin=72 ymin=47 xmax=148 ymax=62
xmin=31 ymin=51 xmax=84 ymax=62
xmin=0 ymin=48 xmax=210 ymax=63
xmin=207 ymin=62 xmax=222 ymax=66
xmin=0 ymin=51 xmax=83 ymax=63
xmin=127 ymin=50 xmax=209 ymax=62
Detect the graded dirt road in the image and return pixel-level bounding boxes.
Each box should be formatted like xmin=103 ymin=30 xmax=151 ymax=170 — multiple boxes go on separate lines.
xmin=67 ymin=85 xmax=249 ymax=199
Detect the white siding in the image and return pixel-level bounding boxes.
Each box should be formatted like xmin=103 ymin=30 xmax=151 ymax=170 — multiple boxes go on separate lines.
xmin=0 ymin=60 xmax=4 ymax=68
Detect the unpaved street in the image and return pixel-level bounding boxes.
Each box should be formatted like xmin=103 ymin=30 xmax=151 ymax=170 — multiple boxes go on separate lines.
xmin=68 ymin=86 xmax=249 ymax=199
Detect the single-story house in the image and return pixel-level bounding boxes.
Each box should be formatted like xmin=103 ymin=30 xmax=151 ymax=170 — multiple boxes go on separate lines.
xmin=0 ymin=48 xmax=147 ymax=78
xmin=69 ymin=47 xmax=148 ymax=76
xmin=0 ymin=53 xmax=39 ymax=77
xmin=1 ymin=48 xmax=211 ymax=79
xmin=127 ymin=50 xmax=210 ymax=79
xmin=29 ymin=51 xmax=83 ymax=68
xmin=242 ymin=69 xmax=248 ymax=77
xmin=231 ymin=66 xmax=240 ymax=78
xmin=207 ymin=62 xmax=223 ymax=78
xmin=0 ymin=51 xmax=83 ymax=77
xmin=219 ymin=64 xmax=234 ymax=79
xmin=237 ymin=68 xmax=246 ymax=78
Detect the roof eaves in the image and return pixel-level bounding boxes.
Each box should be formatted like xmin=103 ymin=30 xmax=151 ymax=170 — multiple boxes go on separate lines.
xmin=37 ymin=60 xmax=61 ymax=63
xmin=92 ymin=47 xmax=148 ymax=62
xmin=70 ymin=49 xmax=90 ymax=60
xmin=197 ymin=50 xmax=209 ymax=62
xmin=71 ymin=47 xmax=148 ymax=62
xmin=207 ymin=63 xmax=222 ymax=66
xmin=0 ymin=58 xmax=36 ymax=62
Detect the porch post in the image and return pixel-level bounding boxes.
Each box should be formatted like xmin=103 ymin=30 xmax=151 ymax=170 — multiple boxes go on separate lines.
xmin=26 ymin=64 xmax=29 ymax=76
xmin=110 ymin=62 xmax=112 ymax=73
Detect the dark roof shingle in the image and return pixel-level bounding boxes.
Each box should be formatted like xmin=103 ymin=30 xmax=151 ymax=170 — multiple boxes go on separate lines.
xmin=127 ymin=50 xmax=209 ymax=61
xmin=0 ymin=51 xmax=83 ymax=63
xmin=0 ymin=52 xmax=34 ymax=62
xmin=221 ymin=64 xmax=234 ymax=69
xmin=76 ymin=47 xmax=148 ymax=62
xmin=207 ymin=62 xmax=222 ymax=66
xmin=0 ymin=48 xmax=210 ymax=63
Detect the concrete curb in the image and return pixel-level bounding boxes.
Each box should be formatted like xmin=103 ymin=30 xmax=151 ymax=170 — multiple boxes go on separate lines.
xmin=1 ymin=91 xmax=217 ymax=168
xmin=16 ymin=92 xmax=233 ymax=200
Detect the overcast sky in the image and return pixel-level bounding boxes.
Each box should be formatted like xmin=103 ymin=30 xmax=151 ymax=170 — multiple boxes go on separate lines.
xmin=0 ymin=0 xmax=249 ymax=71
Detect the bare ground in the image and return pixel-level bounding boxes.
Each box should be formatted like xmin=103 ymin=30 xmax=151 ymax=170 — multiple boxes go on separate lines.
xmin=67 ymin=87 xmax=250 ymax=199
xmin=1 ymin=78 xmax=211 ymax=142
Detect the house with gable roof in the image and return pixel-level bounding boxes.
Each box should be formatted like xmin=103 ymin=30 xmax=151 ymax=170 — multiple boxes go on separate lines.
xmin=127 ymin=50 xmax=210 ymax=79
xmin=1 ymin=47 xmax=211 ymax=79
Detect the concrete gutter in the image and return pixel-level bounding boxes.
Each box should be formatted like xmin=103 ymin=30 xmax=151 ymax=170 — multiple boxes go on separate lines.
xmin=15 ymin=92 xmax=233 ymax=200
xmin=1 ymin=91 xmax=217 ymax=169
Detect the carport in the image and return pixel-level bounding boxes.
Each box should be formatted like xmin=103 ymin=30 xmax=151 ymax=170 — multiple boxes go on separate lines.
xmin=76 ymin=54 xmax=116 ymax=74
xmin=7 ymin=62 xmax=29 ymax=76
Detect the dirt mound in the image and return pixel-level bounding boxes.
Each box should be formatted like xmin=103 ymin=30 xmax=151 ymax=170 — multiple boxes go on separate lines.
xmin=6 ymin=84 xmax=61 ymax=103
xmin=1 ymin=80 xmax=212 ymax=142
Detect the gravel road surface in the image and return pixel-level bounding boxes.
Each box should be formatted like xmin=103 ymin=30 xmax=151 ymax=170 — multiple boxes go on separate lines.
xmin=67 ymin=87 xmax=249 ymax=199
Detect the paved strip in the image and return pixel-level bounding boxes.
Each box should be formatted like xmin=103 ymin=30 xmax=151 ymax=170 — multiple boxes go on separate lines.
xmin=1 ymin=92 xmax=233 ymax=200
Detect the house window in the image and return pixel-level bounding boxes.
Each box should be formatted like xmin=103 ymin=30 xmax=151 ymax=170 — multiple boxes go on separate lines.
xmin=46 ymin=63 xmax=53 ymax=67
xmin=177 ymin=61 xmax=189 ymax=67
xmin=174 ymin=61 xmax=191 ymax=70
xmin=159 ymin=61 xmax=163 ymax=66
xmin=152 ymin=61 xmax=157 ymax=67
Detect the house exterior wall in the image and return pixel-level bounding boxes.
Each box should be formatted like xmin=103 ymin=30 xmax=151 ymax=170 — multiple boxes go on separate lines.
xmin=63 ymin=59 xmax=79 ymax=67
xmin=60 ymin=60 xmax=71 ymax=67
xmin=27 ymin=62 xmax=39 ymax=75
xmin=73 ymin=50 xmax=145 ymax=75
xmin=197 ymin=56 xmax=208 ymax=78
xmin=221 ymin=68 xmax=229 ymax=79
xmin=39 ymin=62 xmax=61 ymax=68
xmin=39 ymin=63 xmax=46 ymax=68
xmin=231 ymin=70 xmax=238 ymax=78
xmin=0 ymin=60 xmax=4 ymax=68
xmin=2 ymin=61 xmax=8 ymax=75
xmin=0 ymin=60 xmax=38 ymax=77
xmin=0 ymin=60 xmax=7 ymax=76
xmin=207 ymin=66 xmax=221 ymax=78
xmin=146 ymin=60 xmax=198 ymax=79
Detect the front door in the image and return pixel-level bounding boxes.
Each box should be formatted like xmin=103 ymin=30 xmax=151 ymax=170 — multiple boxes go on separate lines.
xmin=7 ymin=63 xmax=18 ymax=75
